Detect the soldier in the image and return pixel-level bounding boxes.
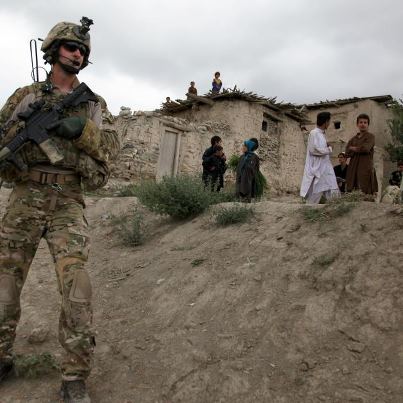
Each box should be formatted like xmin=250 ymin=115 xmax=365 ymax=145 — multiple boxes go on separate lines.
xmin=0 ymin=17 xmax=119 ymax=403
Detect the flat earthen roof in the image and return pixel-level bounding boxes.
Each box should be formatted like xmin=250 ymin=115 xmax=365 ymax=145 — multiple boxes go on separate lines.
xmin=301 ymin=95 xmax=393 ymax=110
xmin=160 ymin=87 xmax=309 ymax=123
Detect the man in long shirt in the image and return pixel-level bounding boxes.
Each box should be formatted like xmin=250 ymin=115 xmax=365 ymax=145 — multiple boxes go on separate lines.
xmin=345 ymin=114 xmax=377 ymax=196
xmin=300 ymin=112 xmax=339 ymax=203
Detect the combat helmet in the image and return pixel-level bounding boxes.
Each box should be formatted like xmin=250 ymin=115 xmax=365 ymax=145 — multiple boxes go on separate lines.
xmin=41 ymin=17 xmax=93 ymax=69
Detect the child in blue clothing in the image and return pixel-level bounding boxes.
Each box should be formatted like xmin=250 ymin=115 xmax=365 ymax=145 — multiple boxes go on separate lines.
xmin=236 ymin=139 xmax=260 ymax=202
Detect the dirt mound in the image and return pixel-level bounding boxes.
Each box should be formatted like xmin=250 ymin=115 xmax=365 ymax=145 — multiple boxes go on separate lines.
xmin=1 ymin=191 xmax=402 ymax=402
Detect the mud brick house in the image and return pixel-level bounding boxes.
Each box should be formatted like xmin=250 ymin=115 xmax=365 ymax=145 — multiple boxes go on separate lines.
xmin=109 ymin=89 xmax=309 ymax=193
xmin=107 ymin=91 xmax=396 ymax=194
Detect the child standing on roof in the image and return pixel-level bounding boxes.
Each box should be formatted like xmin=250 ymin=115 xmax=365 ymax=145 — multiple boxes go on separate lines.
xmin=212 ymin=72 xmax=222 ymax=94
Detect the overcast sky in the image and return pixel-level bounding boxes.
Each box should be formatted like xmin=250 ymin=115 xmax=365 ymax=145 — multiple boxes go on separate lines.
xmin=1 ymin=0 xmax=402 ymax=114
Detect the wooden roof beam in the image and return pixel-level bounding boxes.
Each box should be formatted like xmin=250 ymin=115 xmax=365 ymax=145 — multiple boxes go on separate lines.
xmin=186 ymin=93 xmax=214 ymax=105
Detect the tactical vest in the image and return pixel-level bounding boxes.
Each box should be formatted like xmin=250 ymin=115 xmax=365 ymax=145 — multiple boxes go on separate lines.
xmin=0 ymin=82 xmax=109 ymax=189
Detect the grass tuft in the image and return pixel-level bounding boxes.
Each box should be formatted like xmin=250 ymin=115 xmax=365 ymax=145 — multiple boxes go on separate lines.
xmin=191 ymin=258 xmax=206 ymax=267
xmin=312 ymin=254 xmax=338 ymax=268
xmin=214 ymin=204 xmax=255 ymax=226
xmin=301 ymin=192 xmax=365 ymax=222
xmin=111 ymin=209 xmax=146 ymax=246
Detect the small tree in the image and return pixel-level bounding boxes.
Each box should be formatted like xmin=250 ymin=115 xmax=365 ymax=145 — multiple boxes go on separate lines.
xmin=386 ymin=99 xmax=403 ymax=162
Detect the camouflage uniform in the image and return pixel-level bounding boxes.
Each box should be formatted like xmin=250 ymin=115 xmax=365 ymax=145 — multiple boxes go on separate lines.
xmin=0 ymin=25 xmax=119 ymax=380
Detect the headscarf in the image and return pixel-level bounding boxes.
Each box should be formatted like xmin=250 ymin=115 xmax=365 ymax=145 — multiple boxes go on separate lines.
xmin=244 ymin=140 xmax=255 ymax=154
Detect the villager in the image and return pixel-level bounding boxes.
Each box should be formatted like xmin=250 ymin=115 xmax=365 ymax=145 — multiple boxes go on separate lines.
xmin=187 ymin=81 xmax=197 ymax=97
xmin=207 ymin=145 xmax=227 ymax=191
xmin=333 ymin=152 xmax=348 ymax=193
xmin=0 ymin=17 xmax=119 ymax=403
xmin=300 ymin=112 xmax=339 ymax=204
xmin=235 ymin=139 xmax=260 ymax=202
xmin=389 ymin=160 xmax=403 ymax=187
xmin=381 ymin=161 xmax=403 ymax=203
xmin=212 ymin=71 xmax=222 ymax=94
xmin=202 ymin=135 xmax=226 ymax=191
xmin=345 ymin=114 xmax=378 ymax=196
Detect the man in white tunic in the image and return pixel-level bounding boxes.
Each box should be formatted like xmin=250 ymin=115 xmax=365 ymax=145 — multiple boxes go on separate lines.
xmin=300 ymin=112 xmax=340 ymax=203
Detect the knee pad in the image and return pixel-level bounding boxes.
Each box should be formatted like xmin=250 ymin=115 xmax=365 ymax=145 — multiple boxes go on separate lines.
xmin=0 ymin=274 xmax=18 ymax=305
xmin=69 ymin=270 xmax=92 ymax=303
xmin=0 ymin=274 xmax=18 ymax=322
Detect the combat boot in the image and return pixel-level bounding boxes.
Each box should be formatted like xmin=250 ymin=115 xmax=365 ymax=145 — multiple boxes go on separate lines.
xmin=0 ymin=361 xmax=13 ymax=383
xmin=60 ymin=380 xmax=91 ymax=403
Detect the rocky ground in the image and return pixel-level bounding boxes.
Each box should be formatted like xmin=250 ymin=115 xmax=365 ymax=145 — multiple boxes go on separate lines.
xmin=0 ymin=188 xmax=402 ymax=403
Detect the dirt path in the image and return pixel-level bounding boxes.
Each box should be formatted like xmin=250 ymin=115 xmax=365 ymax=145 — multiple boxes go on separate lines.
xmin=1 ymin=190 xmax=402 ymax=402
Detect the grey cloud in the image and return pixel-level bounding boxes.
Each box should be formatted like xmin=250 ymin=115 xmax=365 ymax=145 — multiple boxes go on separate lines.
xmin=1 ymin=0 xmax=402 ymax=113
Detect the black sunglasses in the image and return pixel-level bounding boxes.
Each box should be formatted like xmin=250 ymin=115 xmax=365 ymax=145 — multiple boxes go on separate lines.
xmin=62 ymin=41 xmax=87 ymax=56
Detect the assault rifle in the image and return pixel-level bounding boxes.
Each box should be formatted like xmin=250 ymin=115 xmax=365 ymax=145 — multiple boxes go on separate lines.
xmin=0 ymin=82 xmax=97 ymax=171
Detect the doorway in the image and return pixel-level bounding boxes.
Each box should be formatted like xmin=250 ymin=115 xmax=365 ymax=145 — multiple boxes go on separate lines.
xmin=156 ymin=130 xmax=181 ymax=180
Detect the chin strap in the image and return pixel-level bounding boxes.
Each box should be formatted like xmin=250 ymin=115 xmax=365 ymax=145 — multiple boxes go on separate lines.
xmin=57 ymin=55 xmax=81 ymax=74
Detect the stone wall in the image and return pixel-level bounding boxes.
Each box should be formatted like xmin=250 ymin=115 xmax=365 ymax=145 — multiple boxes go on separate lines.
xmin=107 ymin=100 xmax=307 ymax=193
xmin=106 ymin=112 xmax=163 ymax=180
xmin=107 ymin=110 xmax=232 ymax=182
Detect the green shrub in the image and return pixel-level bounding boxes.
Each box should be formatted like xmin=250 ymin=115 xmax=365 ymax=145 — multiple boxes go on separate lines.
xmin=386 ymin=99 xmax=403 ymax=162
xmin=135 ymin=175 xmax=216 ymax=219
xmin=228 ymin=154 xmax=240 ymax=171
xmin=255 ymin=171 xmax=267 ymax=198
xmin=214 ymin=204 xmax=255 ymax=226
xmin=115 ymin=184 xmax=137 ymax=197
xmin=112 ymin=209 xmax=146 ymax=246
xmin=14 ymin=352 xmax=59 ymax=378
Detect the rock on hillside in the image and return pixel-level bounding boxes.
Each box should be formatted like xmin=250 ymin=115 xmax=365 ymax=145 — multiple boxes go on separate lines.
xmin=0 ymin=191 xmax=402 ymax=402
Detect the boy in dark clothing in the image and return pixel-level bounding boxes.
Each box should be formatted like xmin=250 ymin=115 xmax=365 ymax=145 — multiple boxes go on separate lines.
xmin=389 ymin=161 xmax=403 ymax=187
xmin=208 ymin=146 xmax=227 ymax=191
xmin=333 ymin=152 xmax=348 ymax=193
xmin=202 ymin=135 xmax=227 ymax=191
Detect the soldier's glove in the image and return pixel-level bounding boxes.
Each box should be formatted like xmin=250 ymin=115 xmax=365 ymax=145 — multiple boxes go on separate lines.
xmin=50 ymin=116 xmax=87 ymax=140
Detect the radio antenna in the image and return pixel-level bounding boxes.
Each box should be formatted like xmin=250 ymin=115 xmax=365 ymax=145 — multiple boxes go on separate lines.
xmin=30 ymin=39 xmax=39 ymax=82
